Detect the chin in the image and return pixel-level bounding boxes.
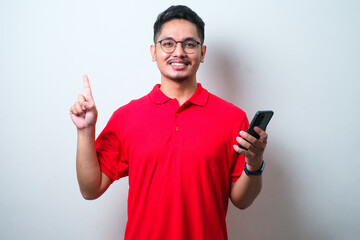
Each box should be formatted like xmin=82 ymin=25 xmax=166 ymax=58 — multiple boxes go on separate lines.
xmin=163 ymin=73 xmax=190 ymax=82
xmin=169 ymin=76 xmax=189 ymax=82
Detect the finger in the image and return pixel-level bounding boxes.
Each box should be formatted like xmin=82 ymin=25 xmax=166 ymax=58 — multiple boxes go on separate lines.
xmin=82 ymin=101 xmax=89 ymax=110
xmin=236 ymin=136 xmax=252 ymax=150
xmin=74 ymin=102 xmax=83 ymax=115
xmin=239 ymin=131 xmax=257 ymax=144
xmin=83 ymin=74 xmax=94 ymax=102
xmin=236 ymin=138 xmax=260 ymax=157
xmin=238 ymin=133 xmax=265 ymax=153
xmin=78 ymin=94 xmax=86 ymax=104
xmin=70 ymin=105 xmax=81 ymax=116
xmin=70 ymin=106 xmax=77 ymax=115
xmin=251 ymin=140 xmax=267 ymax=150
xmin=233 ymin=144 xmax=253 ymax=158
xmin=77 ymin=94 xmax=87 ymax=110
xmin=233 ymin=144 xmax=246 ymax=154
xmin=254 ymin=127 xmax=268 ymax=142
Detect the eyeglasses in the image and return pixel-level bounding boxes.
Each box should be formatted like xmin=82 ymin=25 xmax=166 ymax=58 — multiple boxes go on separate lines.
xmin=158 ymin=38 xmax=201 ymax=54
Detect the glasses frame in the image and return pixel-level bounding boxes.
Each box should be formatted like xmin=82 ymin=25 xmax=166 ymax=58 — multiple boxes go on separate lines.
xmin=157 ymin=38 xmax=202 ymax=54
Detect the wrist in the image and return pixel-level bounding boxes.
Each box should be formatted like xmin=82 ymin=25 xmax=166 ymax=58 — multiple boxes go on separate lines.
xmin=246 ymin=160 xmax=263 ymax=172
xmin=244 ymin=160 xmax=266 ymax=176
xmin=77 ymin=126 xmax=96 ymax=136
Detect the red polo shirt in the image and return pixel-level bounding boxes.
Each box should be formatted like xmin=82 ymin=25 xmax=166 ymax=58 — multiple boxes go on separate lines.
xmin=96 ymin=83 xmax=249 ymax=240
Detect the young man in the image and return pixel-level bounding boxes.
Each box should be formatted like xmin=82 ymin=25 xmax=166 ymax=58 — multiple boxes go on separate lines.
xmin=70 ymin=5 xmax=268 ymax=240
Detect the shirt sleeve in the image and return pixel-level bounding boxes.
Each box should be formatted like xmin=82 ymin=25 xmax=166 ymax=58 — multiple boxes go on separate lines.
xmin=95 ymin=112 xmax=129 ymax=183
xmin=229 ymin=113 xmax=249 ymax=182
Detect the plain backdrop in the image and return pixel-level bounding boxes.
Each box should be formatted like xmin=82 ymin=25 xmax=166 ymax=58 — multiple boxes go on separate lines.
xmin=1 ymin=0 xmax=359 ymax=239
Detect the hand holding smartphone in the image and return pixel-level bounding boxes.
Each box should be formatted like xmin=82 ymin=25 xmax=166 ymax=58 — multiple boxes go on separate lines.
xmin=238 ymin=110 xmax=274 ymax=150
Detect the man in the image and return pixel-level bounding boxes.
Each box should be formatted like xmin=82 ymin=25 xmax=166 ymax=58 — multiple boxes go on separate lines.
xmin=70 ymin=5 xmax=268 ymax=240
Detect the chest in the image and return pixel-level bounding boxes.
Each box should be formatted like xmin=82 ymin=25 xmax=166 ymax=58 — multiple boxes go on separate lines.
xmin=121 ymin=104 xmax=237 ymax=172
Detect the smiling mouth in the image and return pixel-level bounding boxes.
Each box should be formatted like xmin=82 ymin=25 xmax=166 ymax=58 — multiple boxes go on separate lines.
xmin=168 ymin=59 xmax=191 ymax=66
xmin=170 ymin=62 xmax=187 ymax=66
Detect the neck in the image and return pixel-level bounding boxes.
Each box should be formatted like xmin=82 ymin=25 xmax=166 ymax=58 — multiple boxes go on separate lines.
xmin=160 ymin=78 xmax=198 ymax=106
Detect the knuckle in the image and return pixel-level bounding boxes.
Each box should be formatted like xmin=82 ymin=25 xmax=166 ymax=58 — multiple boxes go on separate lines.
xmin=240 ymin=139 xmax=250 ymax=149
xmin=261 ymin=132 xmax=268 ymax=139
xmin=78 ymin=94 xmax=85 ymax=102
xmin=74 ymin=102 xmax=80 ymax=108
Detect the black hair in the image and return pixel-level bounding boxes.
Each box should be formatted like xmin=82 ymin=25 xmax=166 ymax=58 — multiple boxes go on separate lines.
xmin=153 ymin=5 xmax=205 ymax=44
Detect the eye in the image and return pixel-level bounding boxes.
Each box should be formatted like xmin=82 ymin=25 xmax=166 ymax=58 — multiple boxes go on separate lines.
xmin=184 ymin=41 xmax=197 ymax=48
xmin=162 ymin=40 xmax=175 ymax=48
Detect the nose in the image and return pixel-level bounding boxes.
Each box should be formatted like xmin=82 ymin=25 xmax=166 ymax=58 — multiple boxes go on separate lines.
xmin=172 ymin=42 xmax=187 ymax=57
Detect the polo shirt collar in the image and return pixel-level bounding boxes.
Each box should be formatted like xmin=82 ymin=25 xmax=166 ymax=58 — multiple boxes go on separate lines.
xmin=149 ymin=84 xmax=171 ymax=104
xmin=149 ymin=83 xmax=208 ymax=107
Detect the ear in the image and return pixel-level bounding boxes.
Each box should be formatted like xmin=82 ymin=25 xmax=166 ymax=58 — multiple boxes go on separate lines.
xmin=200 ymin=45 xmax=207 ymax=63
xmin=150 ymin=44 xmax=157 ymax=62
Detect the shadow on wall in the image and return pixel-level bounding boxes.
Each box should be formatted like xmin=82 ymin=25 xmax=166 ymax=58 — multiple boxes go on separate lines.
xmin=205 ymin=44 xmax=304 ymax=239
xmin=200 ymin=42 xmax=244 ymax=107
xmin=227 ymin=146 xmax=304 ymax=240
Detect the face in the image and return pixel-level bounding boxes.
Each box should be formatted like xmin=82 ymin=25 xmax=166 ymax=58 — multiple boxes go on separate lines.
xmin=150 ymin=19 xmax=206 ymax=83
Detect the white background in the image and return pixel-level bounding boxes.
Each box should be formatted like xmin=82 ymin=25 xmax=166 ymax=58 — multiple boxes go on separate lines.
xmin=1 ymin=0 xmax=359 ymax=239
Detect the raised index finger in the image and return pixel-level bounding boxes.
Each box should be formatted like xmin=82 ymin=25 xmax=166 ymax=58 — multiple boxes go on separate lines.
xmin=83 ymin=74 xmax=93 ymax=101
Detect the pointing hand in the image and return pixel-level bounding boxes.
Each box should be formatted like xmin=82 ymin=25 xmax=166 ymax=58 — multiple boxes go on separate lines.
xmin=70 ymin=75 xmax=98 ymax=130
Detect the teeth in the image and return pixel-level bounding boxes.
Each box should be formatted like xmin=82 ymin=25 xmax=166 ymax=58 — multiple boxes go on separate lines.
xmin=171 ymin=63 xmax=185 ymax=66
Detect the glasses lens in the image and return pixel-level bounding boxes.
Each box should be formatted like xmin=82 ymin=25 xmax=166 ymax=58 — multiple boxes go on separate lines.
xmin=160 ymin=39 xmax=176 ymax=53
xmin=159 ymin=39 xmax=199 ymax=54
xmin=183 ymin=40 xmax=198 ymax=54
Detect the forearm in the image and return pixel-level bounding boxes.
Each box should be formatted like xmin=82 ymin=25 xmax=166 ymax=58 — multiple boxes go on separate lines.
xmin=76 ymin=127 xmax=103 ymax=199
xmin=230 ymin=171 xmax=262 ymax=210
xmin=232 ymin=126 xmax=269 ymax=209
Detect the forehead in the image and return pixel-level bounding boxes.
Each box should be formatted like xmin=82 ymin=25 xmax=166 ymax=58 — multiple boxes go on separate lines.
xmin=158 ymin=19 xmax=200 ymax=41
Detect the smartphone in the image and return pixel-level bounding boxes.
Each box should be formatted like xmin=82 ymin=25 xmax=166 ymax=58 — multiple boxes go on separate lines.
xmin=238 ymin=110 xmax=274 ymax=150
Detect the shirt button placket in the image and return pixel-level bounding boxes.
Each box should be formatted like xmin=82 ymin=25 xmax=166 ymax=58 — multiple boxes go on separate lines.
xmin=175 ymin=111 xmax=179 ymax=132
xmin=175 ymin=103 xmax=181 ymax=131
xmin=171 ymin=99 xmax=179 ymax=132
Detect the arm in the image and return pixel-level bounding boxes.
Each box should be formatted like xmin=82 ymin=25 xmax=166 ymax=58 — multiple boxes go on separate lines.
xmin=230 ymin=127 xmax=268 ymax=209
xmin=70 ymin=75 xmax=111 ymax=200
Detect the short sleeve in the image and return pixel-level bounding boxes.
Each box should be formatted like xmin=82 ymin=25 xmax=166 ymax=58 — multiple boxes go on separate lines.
xmin=95 ymin=112 xmax=128 ymax=183
xmin=229 ymin=114 xmax=249 ymax=182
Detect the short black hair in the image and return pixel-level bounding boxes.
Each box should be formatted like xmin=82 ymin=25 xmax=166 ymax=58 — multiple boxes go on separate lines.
xmin=153 ymin=5 xmax=205 ymax=44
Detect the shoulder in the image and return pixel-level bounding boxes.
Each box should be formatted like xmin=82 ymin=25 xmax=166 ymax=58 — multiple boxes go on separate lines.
xmin=112 ymin=94 xmax=150 ymax=116
xmin=202 ymin=91 xmax=249 ymax=137
xmin=207 ymin=92 xmax=247 ymax=118
xmin=103 ymin=94 xmax=150 ymax=128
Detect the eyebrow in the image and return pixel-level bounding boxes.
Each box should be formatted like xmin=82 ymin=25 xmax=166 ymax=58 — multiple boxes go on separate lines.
xmin=160 ymin=36 xmax=199 ymax=42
